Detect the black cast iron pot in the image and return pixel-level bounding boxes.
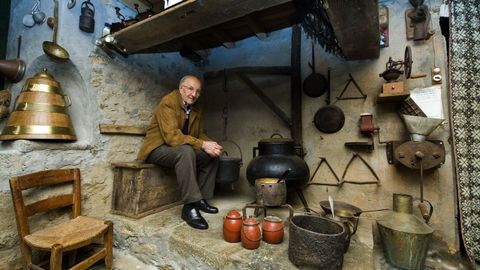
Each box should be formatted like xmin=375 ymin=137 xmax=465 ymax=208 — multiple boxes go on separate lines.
xmin=246 ymin=136 xmax=310 ymax=190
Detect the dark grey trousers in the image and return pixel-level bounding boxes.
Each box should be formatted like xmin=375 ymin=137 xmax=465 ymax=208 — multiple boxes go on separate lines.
xmin=147 ymin=145 xmax=218 ymax=204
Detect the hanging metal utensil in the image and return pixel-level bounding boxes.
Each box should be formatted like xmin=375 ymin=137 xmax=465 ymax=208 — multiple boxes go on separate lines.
xmin=313 ymin=68 xmax=345 ymax=133
xmin=67 ymin=0 xmax=76 ymax=9
xmin=43 ymin=0 xmax=69 ymax=61
xmin=79 ymin=0 xmax=95 ymax=33
xmin=32 ymin=0 xmax=46 ymax=25
xmin=303 ymin=43 xmax=327 ymax=97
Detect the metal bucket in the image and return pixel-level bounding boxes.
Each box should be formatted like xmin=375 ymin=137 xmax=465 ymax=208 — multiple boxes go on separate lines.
xmin=289 ymin=215 xmax=346 ymax=270
xmin=216 ymin=140 xmax=242 ymax=184
xmin=0 ymin=68 xmax=76 ymax=141
xmin=255 ymin=178 xmax=287 ymax=206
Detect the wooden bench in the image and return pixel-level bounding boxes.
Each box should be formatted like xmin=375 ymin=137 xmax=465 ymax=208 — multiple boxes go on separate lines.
xmin=111 ymin=162 xmax=182 ymax=219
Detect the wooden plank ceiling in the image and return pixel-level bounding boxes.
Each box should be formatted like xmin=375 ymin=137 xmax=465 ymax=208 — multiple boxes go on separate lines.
xmin=112 ymin=0 xmax=297 ymax=54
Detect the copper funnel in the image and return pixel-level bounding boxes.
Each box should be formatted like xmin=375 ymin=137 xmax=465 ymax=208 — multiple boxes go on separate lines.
xmin=400 ymin=114 xmax=444 ymax=141
xmin=0 ymin=59 xmax=26 ymax=83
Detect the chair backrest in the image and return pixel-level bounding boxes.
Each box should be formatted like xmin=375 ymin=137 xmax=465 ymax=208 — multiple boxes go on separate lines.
xmin=9 ymin=168 xmax=82 ymax=238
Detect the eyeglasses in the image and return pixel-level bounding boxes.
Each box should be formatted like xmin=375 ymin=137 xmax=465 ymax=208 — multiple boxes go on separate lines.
xmin=181 ymin=84 xmax=201 ymax=95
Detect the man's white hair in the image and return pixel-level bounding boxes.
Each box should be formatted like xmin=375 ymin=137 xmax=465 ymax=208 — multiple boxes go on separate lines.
xmin=179 ymin=75 xmax=202 ymax=88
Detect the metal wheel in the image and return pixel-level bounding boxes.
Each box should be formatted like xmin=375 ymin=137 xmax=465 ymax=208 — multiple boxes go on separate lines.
xmin=404 ymin=46 xmax=413 ymax=79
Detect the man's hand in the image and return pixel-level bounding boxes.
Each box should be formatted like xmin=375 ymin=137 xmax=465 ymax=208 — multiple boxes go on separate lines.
xmin=202 ymin=141 xmax=223 ymax=157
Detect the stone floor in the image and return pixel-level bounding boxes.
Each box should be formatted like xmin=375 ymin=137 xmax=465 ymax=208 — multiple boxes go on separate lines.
xmin=102 ymin=192 xmax=474 ymax=270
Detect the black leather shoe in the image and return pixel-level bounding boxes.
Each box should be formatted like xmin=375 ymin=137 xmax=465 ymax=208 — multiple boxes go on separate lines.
xmin=195 ymin=199 xmax=219 ymax=214
xmin=181 ymin=204 xmax=208 ymax=230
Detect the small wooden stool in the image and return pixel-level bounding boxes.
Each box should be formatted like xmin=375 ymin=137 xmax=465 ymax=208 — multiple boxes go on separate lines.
xmin=111 ymin=162 xmax=182 ymax=218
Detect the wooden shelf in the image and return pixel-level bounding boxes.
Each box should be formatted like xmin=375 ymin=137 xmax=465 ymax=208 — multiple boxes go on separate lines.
xmin=111 ymin=0 xmax=296 ymax=54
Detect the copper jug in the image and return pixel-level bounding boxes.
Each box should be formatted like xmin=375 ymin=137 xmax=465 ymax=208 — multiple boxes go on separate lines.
xmin=241 ymin=216 xmax=261 ymax=249
xmin=223 ymin=210 xmax=242 ymax=243
xmin=0 ymin=68 xmax=76 ymax=140
xmin=377 ymin=193 xmax=433 ymax=270
xmin=262 ymin=215 xmax=284 ymax=244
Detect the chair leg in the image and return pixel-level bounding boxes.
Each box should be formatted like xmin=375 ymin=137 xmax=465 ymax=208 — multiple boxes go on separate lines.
xmin=50 ymin=244 xmax=63 ymax=270
xmin=19 ymin=241 xmax=32 ymax=270
xmin=104 ymin=221 xmax=113 ymax=270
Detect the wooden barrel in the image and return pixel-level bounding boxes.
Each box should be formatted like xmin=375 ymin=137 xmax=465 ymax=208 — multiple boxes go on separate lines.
xmin=0 ymin=68 xmax=76 ymax=140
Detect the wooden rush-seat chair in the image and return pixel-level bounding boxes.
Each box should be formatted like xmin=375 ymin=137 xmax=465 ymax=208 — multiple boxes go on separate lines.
xmin=9 ymin=168 xmax=113 ymax=270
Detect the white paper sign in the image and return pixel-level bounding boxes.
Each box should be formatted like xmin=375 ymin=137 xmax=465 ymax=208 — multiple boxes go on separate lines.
xmin=410 ymin=85 xmax=444 ymax=119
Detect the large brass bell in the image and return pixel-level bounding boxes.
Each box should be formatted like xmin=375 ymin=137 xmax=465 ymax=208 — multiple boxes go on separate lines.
xmin=0 ymin=68 xmax=77 ymax=141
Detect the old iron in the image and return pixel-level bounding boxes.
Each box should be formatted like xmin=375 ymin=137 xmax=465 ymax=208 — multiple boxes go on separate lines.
xmin=289 ymin=215 xmax=346 ymax=269
xmin=79 ymin=0 xmax=95 ymax=33
xmin=216 ymin=140 xmax=242 ymax=184
xmin=254 ymin=169 xmax=290 ymax=207
xmin=246 ymin=134 xmax=309 ymax=191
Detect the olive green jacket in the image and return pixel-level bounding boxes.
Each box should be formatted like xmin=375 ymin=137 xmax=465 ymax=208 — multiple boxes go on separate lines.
xmin=136 ymin=90 xmax=211 ymax=161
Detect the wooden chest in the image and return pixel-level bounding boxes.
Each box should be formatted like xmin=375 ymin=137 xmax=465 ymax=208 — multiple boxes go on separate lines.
xmin=111 ymin=162 xmax=182 ymax=218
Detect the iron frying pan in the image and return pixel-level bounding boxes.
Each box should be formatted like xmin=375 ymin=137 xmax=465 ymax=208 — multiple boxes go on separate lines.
xmin=313 ymin=68 xmax=345 ymax=133
xmin=303 ymin=43 xmax=327 ymax=97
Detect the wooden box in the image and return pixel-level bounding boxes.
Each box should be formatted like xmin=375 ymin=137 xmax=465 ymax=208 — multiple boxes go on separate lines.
xmin=111 ymin=162 xmax=182 ymax=218
xmin=377 ymin=81 xmax=409 ymax=103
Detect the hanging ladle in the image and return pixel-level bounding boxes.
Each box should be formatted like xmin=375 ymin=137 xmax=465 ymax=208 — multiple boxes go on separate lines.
xmin=276 ymin=168 xmax=291 ymax=183
xmin=42 ymin=0 xmax=69 ymax=61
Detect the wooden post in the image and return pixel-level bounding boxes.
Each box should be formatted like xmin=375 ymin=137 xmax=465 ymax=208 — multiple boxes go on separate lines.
xmin=291 ymin=24 xmax=302 ymax=145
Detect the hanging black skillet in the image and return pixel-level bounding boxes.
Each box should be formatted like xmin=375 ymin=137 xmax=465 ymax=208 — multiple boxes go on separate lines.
xmin=303 ymin=43 xmax=327 ymax=97
xmin=313 ymin=68 xmax=345 ymax=133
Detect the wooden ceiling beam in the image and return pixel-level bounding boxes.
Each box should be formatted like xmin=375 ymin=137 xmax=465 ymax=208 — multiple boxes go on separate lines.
xmin=208 ymin=29 xmax=236 ymax=49
xmin=113 ymin=0 xmax=292 ymax=53
xmin=245 ymin=15 xmax=268 ymax=40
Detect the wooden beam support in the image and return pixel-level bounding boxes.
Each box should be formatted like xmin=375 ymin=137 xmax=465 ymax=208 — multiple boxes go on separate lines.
xmin=208 ymin=29 xmax=236 ymax=49
xmin=204 ymin=66 xmax=292 ymax=80
xmin=290 ymin=24 xmax=302 ymax=144
xmin=245 ymin=15 xmax=268 ymax=39
xmin=235 ymin=72 xmax=292 ymax=127
xmin=113 ymin=0 xmax=292 ymax=53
